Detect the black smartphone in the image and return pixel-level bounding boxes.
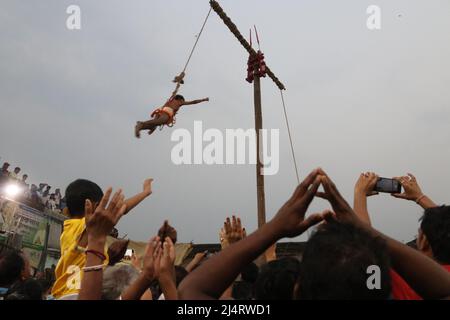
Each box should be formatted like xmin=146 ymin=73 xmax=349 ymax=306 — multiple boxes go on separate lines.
xmin=374 ymin=177 xmax=402 ymax=194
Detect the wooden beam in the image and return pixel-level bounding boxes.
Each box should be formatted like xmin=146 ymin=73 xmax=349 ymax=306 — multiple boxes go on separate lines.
xmin=210 ymin=0 xmax=286 ymax=90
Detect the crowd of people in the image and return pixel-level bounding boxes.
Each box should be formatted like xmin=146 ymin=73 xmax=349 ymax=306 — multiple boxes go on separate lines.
xmin=0 ymin=168 xmax=449 ymax=300
xmin=0 ymin=161 xmax=64 ymax=213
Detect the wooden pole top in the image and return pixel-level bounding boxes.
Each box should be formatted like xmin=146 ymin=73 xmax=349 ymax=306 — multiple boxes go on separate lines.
xmin=210 ymin=0 xmax=286 ymax=90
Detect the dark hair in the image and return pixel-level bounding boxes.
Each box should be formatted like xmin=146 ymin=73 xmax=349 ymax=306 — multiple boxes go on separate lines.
xmin=254 ymin=258 xmax=301 ymax=300
xmin=5 ymin=279 xmax=43 ymax=300
xmin=232 ymin=281 xmax=254 ymax=300
xmin=173 ymin=94 xmax=185 ymax=101
xmin=175 ymin=266 xmax=188 ymax=287
xmin=420 ymin=205 xmax=450 ymax=264
xmin=0 ymin=251 xmax=25 ymax=287
xmin=241 ymin=262 xmax=259 ymax=284
xmin=37 ymin=278 xmax=53 ymax=293
xmin=298 ymin=221 xmax=391 ymax=300
xmin=148 ymin=279 xmax=161 ymax=300
xmin=107 ymin=239 xmax=130 ymax=266
xmin=65 ymin=179 xmax=103 ymax=217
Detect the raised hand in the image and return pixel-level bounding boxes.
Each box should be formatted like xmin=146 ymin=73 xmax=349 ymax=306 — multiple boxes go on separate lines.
xmin=317 ymin=170 xmax=360 ymax=225
xmin=85 ymin=188 xmax=127 ymax=241
xmin=270 ymin=168 xmax=326 ymax=238
xmin=119 ymin=236 xmax=162 ymax=300
xmin=392 ymin=173 xmax=423 ymax=201
xmin=220 ymin=215 xmax=246 ymax=249
xmin=391 ymin=173 xmax=437 ymax=209
xmin=159 ymin=237 xmax=176 ymax=279
xmin=143 ymin=178 xmax=154 ymax=196
xmin=131 ymin=252 xmax=142 ymax=271
xmin=142 ymin=236 xmax=161 ymax=281
xmin=158 ymin=237 xmax=178 ymax=300
xmin=355 ymin=172 xmax=379 ymax=197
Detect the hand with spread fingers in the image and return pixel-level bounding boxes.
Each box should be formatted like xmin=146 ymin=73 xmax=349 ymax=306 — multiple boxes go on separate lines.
xmin=220 ymin=215 xmax=246 ymax=249
xmin=85 ymin=188 xmax=127 ymax=242
xmin=79 ymin=188 xmax=127 ymax=300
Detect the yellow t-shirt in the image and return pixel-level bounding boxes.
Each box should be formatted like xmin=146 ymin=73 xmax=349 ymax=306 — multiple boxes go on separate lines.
xmin=51 ymin=218 xmax=108 ymax=299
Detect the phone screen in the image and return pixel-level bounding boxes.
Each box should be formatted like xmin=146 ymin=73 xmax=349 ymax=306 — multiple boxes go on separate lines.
xmin=125 ymin=249 xmax=133 ymax=257
xmin=375 ymin=178 xmax=401 ymax=194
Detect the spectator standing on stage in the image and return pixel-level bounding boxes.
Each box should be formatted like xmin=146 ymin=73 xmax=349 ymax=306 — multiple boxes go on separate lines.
xmin=1 ymin=162 xmax=10 ymax=176
xmin=9 ymin=167 xmax=21 ymax=180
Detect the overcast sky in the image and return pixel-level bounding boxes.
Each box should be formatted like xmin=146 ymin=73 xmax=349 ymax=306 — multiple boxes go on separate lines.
xmin=1 ymin=0 xmax=449 ymax=244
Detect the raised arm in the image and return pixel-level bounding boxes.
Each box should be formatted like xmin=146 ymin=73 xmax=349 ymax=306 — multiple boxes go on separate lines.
xmin=353 ymin=172 xmax=379 ymax=225
xmin=121 ymin=237 xmax=161 ymax=300
xmin=178 ymin=169 xmax=325 ymax=299
xmin=124 ymin=178 xmax=153 ymax=215
xmin=185 ymin=251 xmax=207 ymax=273
xmin=78 ymin=188 xmax=127 ymax=300
xmin=158 ymin=237 xmax=178 ymax=300
xmin=219 ymin=215 xmax=247 ymax=299
xmin=319 ymin=171 xmax=450 ymax=300
xmin=182 ymin=97 xmax=209 ymax=106
xmin=392 ymin=173 xmax=437 ymax=209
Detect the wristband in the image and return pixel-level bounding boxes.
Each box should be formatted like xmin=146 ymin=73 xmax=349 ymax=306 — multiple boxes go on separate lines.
xmin=85 ymin=249 xmax=107 ymax=261
xmin=82 ymin=264 xmax=104 ymax=272
xmin=416 ymin=194 xmax=426 ymax=204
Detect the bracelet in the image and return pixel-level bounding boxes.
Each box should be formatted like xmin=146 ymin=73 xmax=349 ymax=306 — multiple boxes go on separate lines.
xmin=85 ymin=249 xmax=107 ymax=261
xmin=416 ymin=194 xmax=426 ymax=204
xmin=82 ymin=264 xmax=104 ymax=272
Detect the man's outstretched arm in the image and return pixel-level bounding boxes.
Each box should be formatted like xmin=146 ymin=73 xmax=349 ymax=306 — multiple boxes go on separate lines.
xmin=182 ymin=97 xmax=209 ymax=106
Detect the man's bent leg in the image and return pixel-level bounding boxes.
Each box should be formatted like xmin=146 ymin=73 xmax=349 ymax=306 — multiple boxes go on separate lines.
xmin=135 ymin=114 xmax=169 ymax=138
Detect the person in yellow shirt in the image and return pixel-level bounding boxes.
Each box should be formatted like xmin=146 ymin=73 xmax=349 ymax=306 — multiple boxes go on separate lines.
xmin=51 ymin=178 xmax=153 ymax=299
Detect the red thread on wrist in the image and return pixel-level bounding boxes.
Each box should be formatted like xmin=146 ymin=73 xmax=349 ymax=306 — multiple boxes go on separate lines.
xmin=85 ymin=249 xmax=106 ymax=261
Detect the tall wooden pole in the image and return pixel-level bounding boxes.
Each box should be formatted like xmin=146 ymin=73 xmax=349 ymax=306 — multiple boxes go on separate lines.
xmin=210 ymin=0 xmax=286 ymax=230
xmin=253 ymin=75 xmax=266 ymax=228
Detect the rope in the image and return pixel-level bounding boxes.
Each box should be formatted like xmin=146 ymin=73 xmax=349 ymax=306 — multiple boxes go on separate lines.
xmin=280 ymin=90 xmax=300 ymax=184
xmin=182 ymin=7 xmax=213 ymax=74
xmin=171 ymin=7 xmax=213 ymax=97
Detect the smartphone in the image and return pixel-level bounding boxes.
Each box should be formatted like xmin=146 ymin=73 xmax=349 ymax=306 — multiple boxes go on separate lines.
xmin=374 ymin=177 xmax=402 ymax=194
